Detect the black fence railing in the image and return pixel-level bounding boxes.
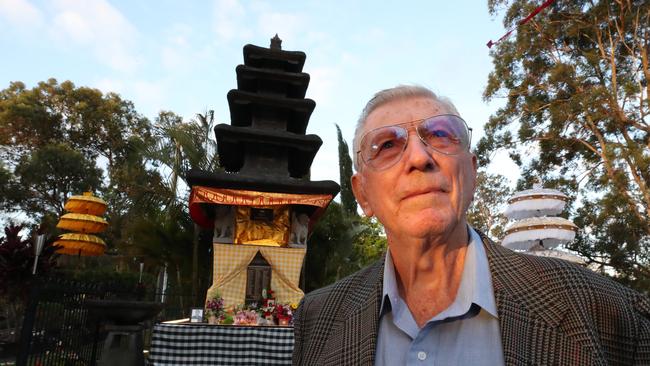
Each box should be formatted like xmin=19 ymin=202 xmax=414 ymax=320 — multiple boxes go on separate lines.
xmin=16 ymin=279 xmax=104 ymax=366
xmin=15 ymin=278 xmax=196 ymax=366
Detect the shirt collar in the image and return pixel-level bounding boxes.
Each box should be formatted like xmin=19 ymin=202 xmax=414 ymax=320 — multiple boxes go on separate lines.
xmin=380 ymin=225 xmax=498 ymax=322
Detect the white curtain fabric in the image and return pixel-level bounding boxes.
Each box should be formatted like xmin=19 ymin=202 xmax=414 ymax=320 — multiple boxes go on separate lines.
xmin=502 ymin=228 xmax=576 ymax=250
xmin=504 ymin=198 xmax=567 ymax=219
xmin=526 ymin=249 xmax=584 ymax=264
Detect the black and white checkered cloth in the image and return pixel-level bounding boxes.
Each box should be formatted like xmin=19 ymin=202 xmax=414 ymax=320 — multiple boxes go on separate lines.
xmin=149 ymin=323 xmax=294 ymax=365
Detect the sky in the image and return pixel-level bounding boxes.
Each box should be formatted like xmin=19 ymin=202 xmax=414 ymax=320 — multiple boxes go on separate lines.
xmin=0 ymin=0 xmax=519 ymax=189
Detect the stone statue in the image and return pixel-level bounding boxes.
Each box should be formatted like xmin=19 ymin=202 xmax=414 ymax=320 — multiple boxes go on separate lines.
xmin=289 ymin=212 xmax=309 ymax=247
xmin=213 ymin=205 xmax=234 ymax=243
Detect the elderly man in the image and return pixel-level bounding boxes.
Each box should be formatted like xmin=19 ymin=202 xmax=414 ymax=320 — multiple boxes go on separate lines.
xmin=292 ymin=85 xmax=650 ymax=365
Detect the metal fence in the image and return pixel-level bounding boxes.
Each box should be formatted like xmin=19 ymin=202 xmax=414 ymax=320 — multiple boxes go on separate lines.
xmin=15 ymin=278 xmax=195 ymax=366
xmin=16 ymin=279 xmax=105 ymax=366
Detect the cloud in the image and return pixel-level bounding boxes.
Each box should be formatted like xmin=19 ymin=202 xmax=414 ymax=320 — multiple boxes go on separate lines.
xmin=161 ymin=44 xmax=186 ymax=72
xmin=351 ymin=27 xmax=386 ymax=44
xmin=256 ymin=12 xmax=304 ymax=43
xmin=160 ymin=24 xmax=192 ymax=71
xmin=306 ymin=66 xmax=340 ymax=105
xmin=212 ymin=0 xmax=251 ymax=42
xmin=93 ymin=77 xmax=168 ymax=120
xmin=0 ymin=0 xmax=44 ymax=30
xmin=132 ymin=80 xmax=168 ymax=116
xmin=211 ymin=0 xmax=306 ymax=45
xmin=50 ymin=0 xmax=140 ymax=73
xmin=94 ymin=77 xmax=126 ymax=95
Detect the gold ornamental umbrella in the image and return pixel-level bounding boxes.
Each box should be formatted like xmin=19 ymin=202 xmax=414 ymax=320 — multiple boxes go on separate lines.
xmin=54 ymin=233 xmax=106 ymax=256
xmin=64 ymin=192 xmax=107 ymax=216
xmin=57 ymin=213 xmax=108 ymax=233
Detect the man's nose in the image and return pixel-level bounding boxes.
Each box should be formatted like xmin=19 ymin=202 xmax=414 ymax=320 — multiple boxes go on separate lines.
xmin=402 ymin=132 xmax=435 ymax=171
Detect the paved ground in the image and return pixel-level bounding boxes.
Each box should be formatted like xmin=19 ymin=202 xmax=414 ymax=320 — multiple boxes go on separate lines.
xmin=0 ymin=342 xmax=16 ymax=365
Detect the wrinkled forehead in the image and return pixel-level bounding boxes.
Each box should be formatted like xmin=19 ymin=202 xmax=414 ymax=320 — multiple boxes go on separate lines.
xmin=363 ymin=97 xmax=454 ymax=133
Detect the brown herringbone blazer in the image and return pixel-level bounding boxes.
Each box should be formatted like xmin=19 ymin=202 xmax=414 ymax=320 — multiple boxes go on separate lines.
xmin=293 ymin=234 xmax=650 ymax=365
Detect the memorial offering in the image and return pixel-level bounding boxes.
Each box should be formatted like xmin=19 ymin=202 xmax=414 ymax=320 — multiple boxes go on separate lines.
xmin=202 ymin=288 xmax=297 ymax=326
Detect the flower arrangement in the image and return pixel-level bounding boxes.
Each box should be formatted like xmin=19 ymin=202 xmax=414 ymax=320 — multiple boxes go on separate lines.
xmin=262 ymin=288 xmax=275 ymax=302
xmin=205 ymin=294 xmax=225 ymax=323
xmin=203 ymin=288 xmax=296 ymax=326
xmin=275 ymin=303 xmax=294 ymax=326
xmin=258 ymin=288 xmax=276 ymax=323
xmin=234 ymin=309 xmax=258 ymax=325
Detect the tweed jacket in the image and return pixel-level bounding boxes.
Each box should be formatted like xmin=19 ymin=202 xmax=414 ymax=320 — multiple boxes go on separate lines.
xmin=293 ymin=234 xmax=650 ymax=365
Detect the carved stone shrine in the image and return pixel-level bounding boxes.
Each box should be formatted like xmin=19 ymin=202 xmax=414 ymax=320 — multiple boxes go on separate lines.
xmin=187 ymin=36 xmax=340 ymax=314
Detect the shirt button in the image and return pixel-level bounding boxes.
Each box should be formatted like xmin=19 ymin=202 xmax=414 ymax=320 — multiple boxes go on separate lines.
xmin=417 ymin=351 xmax=427 ymax=361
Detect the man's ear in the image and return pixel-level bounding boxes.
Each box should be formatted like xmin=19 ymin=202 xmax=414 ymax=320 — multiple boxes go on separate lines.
xmin=470 ymin=154 xmax=478 ymax=200
xmin=351 ymin=173 xmax=374 ymax=217
xmin=471 ymin=154 xmax=478 ymax=187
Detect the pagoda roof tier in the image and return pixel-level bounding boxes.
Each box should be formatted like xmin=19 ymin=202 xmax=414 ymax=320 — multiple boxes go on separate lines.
xmin=243 ymin=44 xmax=306 ymax=72
xmin=215 ymin=124 xmax=321 ymax=178
xmin=227 ymin=90 xmax=314 ymax=134
xmin=236 ymin=65 xmax=309 ymax=98
xmin=187 ymin=169 xmax=340 ymax=196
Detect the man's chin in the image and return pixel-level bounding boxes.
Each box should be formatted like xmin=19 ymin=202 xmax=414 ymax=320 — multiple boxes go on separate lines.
xmin=393 ymin=214 xmax=458 ymax=239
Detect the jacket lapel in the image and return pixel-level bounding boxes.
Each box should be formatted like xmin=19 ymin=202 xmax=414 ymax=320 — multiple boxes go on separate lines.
xmin=480 ymin=233 xmax=598 ymax=365
xmin=318 ymin=260 xmax=384 ymax=366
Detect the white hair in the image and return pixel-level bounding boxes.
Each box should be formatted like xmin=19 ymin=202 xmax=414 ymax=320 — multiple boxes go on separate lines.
xmin=352 ymin=85 xmax=459 ymax=171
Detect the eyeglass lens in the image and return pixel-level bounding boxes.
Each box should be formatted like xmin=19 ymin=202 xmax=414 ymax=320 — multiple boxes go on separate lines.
xmin=360 ymin=115 xmax=469 ymax=169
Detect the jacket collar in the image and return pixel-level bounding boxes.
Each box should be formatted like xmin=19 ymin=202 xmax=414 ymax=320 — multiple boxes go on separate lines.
xmin=478 ymin=231 xmax=576 ymax=365
xmin=315 ymin=260 xmax=384 ymax=365
xmin=479 ymin=231 xmax=568 ymax=328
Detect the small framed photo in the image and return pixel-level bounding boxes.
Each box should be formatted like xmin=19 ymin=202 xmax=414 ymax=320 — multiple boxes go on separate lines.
xmin=190 ymin=308 xmax=204 ymax=323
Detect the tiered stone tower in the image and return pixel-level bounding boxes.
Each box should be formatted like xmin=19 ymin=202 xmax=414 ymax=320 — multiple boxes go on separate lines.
xmin=187 ymin=36 xmax=340 ymax=309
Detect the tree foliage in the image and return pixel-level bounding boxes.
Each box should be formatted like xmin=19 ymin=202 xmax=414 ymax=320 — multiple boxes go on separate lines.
xmin=0 ymin=79 xmax=197 ymax=289
xmin=0 ymin=79 xmax=160 ymax=232
xmin=0 ymin=224 xmax=59 ymax=301
xmin=481 ymin=0 xmax=650 ymax=291
xmin=336 ymin=124 xmax=358 ymax=215
xmin=0 ymin=162 xmax=22 ymax=212
xmin=306 ymin=203 xmax=387 ymax=292
xmin=348 ymin=216 xmax=387 ymax=269
xmin=144 ymin=110 xmax=219 ymax=305
xmin=467 ymin=171 xmax=512 ymax=240
xmin=14 ymin=143 xmax=103 ymax=218
xmin=306 ymin=202 xmax=357 ymax=291
xmin=0 ymin=79 xmax=152 ymax=169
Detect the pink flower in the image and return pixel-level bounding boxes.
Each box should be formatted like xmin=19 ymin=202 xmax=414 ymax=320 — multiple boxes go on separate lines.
xmin=234 ymin=310 xmax=258 ymax=325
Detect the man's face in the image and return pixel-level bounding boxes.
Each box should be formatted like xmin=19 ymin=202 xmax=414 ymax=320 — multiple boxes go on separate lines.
xmin=351 ymin=96 xmax=477 ymax=240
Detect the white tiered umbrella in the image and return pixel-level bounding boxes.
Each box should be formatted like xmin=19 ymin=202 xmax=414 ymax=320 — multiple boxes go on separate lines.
xmin=501 ymin=216 xmax=578 ymax=251
xmin=525 ymin=248 xmax=584 ymax=264
xmin=503 ymin=188 xmax=569 ymax=220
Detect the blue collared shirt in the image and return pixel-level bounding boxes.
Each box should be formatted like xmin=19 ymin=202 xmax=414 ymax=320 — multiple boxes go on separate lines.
xmin=375 ymin=227 xmax=505 ymax=365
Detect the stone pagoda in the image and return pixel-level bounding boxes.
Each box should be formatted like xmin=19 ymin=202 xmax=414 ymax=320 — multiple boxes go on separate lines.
xmin=187 ymin=36 xmax=340 ymax=310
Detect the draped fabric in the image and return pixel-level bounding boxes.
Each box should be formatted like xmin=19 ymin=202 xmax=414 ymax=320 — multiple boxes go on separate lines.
xmin=189 ymin=185 xmax=334 ymax=228
xmin=150 ymin=324 xmax=294 ymax=365
xmin=206 ymin=244 xmax=258 ymax=307
xmin=234 ymin=205 xmax=290 ymax=246
xmin=259 ymin=247 xmax=305 ymax=305
xmin=206 ymin=243 xmax=306 ymax=307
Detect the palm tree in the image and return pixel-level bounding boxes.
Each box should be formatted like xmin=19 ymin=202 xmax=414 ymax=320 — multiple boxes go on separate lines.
xmin=147 ymin=110 xmax=219 ymax=305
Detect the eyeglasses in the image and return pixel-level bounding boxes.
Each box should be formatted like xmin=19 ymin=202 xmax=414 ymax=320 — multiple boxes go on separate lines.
xmin=356 ymin=114 xmax=472 ymax=171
